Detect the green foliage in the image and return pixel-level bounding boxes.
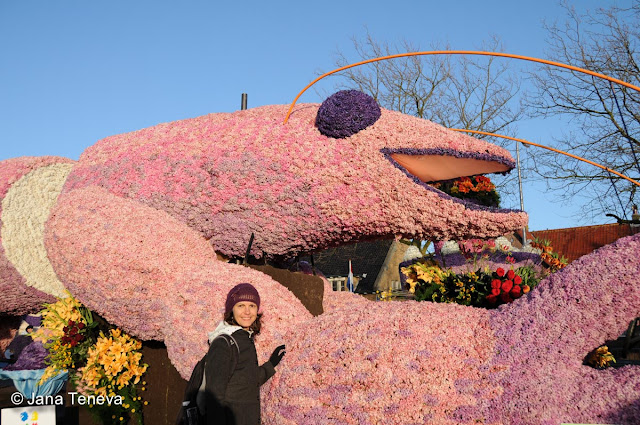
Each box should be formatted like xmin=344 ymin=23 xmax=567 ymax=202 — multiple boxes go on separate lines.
xmin=514 ymin=265 xmax=543 ymax=290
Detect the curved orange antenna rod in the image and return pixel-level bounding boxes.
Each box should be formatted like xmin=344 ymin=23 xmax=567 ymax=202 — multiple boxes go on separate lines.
xmin=450 ymin=129 xmax=640 ymax=188
xmin=283 ymin=51 xmax=640 ymax=124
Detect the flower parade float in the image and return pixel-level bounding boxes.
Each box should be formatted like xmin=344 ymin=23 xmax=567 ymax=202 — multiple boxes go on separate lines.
xmin=1 ymin=90 xmax=638 ymax=424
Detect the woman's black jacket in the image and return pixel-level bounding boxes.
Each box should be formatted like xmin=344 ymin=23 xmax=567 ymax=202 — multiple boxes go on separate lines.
xmin=204 ymin=328 xmax=275 ymax=425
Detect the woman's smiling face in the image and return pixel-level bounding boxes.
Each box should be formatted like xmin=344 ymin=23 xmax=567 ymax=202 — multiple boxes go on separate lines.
xmin=232 ymin=301 xmax=258 ymax=329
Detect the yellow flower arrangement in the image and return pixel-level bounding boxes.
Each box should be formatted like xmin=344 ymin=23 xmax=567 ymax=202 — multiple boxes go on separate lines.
xmin=35 ymin=293 xmax=148 ymax=425
xmin=586 ymin=345 xmax=616 ymax=369
xmin=53 ymin=323 xmax=148 ymax=391
xmin=35 ymin=293 xmax=96 ymax=384
xmin=33 ymin=292 xmax=86 ymax=340
xmin=78 ymin=328 xmax=148 ymax=424
xmin=401 ymin=260 xmax=449 ymax=294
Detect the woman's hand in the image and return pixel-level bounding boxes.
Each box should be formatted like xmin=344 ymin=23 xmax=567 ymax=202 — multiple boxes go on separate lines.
xmin=269 ymin=345 xmax=286 ymax=367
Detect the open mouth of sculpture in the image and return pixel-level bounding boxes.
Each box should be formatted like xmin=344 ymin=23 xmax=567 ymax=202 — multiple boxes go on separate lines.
xmin=381 ymin=148 xmax=517 ymax=212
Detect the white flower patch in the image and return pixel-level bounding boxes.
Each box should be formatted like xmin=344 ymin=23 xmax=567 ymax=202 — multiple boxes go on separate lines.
xmin=2 ymin=163 xmax=74 ymax=297
xmin=494 ymin=236 xmax=513 ymax=251
xmin=402 ymin=245 xmax=422 ymax=262
xmin=439 ymin=240 xmax=460 ymax=255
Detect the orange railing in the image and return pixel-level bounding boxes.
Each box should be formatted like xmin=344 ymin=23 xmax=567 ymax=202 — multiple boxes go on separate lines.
xmin=283 ymin=50 xmax=640 ymax=188
xmin=283 ymin=51 xmax=640 ymax=124
xmin=450 ymin=129 xmax=640 ymax=188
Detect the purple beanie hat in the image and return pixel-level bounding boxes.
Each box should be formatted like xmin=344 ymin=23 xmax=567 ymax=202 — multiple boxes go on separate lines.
xmin=225 ymin=283 xmax=261 ymax=313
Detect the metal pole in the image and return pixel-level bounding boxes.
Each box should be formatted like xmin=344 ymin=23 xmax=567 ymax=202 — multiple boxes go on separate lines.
xmin=241 ymin=93 xmax=248 ymax=110
xmin=516 ymin=142 xmax=527 ymax=244
xmin=243 ymin=233 xmax=254 ymax=265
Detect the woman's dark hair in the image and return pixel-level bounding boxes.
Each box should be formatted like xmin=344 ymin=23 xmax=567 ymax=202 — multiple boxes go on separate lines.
xmin=224 ymin=311 xmax=263 ymax=335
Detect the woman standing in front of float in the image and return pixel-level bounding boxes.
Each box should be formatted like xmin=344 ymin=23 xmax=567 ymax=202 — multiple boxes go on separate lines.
xmin=203 ymin=283 xmax=285 ymax=425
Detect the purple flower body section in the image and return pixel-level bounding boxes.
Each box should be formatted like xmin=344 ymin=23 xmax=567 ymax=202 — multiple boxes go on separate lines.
xmin=315 ymin=90 xmax=381 ymax=138
xmin=486 ymin=233 xmax=640 ymax=424
xmin=4 ymin=340 xmax=47 ymax=370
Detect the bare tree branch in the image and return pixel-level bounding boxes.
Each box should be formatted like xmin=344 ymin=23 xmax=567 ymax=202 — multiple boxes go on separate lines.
xmin=526 ymin=1 xmax=640 ymax=219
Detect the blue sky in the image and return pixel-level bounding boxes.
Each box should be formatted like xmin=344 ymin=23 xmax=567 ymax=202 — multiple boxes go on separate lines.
xmin=0 ymin=0 xmax=630 ymax=231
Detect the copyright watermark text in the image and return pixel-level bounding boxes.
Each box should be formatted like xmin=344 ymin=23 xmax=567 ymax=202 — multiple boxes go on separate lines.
xmin=11 ymin=391 xmax=123 ymax=406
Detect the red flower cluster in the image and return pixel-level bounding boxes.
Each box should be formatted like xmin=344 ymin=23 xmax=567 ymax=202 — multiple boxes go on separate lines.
xmin=474 ymin=175 xmax=496 ymax=192
xmin=455 ymin=177 xmax=475 ymax=194
xmin=61 ymin=320 xmax=86 ymax=347
xmin=486 ymin=268 xmax=530 ymax=304
xmin=454 ymin=176 xmax=496 ymax=194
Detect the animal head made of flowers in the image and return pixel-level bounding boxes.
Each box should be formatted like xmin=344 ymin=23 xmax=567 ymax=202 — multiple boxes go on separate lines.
xmin=32 ymin=90 xmax=523 ymax=260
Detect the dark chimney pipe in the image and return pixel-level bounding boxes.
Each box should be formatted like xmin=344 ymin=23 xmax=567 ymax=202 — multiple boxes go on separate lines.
xmin=241 ymin=93 xmax=248 ymax=110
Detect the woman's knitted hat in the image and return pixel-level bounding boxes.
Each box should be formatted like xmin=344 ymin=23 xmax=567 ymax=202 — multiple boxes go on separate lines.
xmin=225 ymin=283 xmax=261 ymax=313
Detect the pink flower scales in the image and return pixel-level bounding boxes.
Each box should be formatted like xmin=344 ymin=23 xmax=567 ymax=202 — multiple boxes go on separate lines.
xmin=262 ymin=300 xmax=497 ymax=424
xmin=63 ymin=103 xmax=527 ymax=260
xmin=45 ymin=185 xmax=311 ymax=377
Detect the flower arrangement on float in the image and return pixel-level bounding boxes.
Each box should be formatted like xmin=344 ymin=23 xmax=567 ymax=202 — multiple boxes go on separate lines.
xmin=530 ymin=238 xmax=568 ymax=271
xmin=401 ymin=238 xmax=543 ymax=309
xmin=35 ymin=295 xmax=96 ymax=375
xmin=399 ymin=175 xmax=545 ymax=308
xmin=33 ymin=293 xmax=148 ymax=425
xmin=77 ymin=329 xmax=148 ymax=424
xmin=401 ymin=261 xmax=533 ymax=308
xmin=430 ymin=175 xmax=500 ymax=207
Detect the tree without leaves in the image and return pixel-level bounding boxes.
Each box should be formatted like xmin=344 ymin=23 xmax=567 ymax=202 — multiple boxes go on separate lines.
xmin=527 ymin=1 xmax=640 ymax=220
xmin=326 ymin=32 xmax=525 ymax=207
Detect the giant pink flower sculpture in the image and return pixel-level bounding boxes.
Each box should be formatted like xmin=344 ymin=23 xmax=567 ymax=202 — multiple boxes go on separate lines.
xmin=6 ymin=92 xmax=636 ymax=423
xmin=44 ymin=185 xmax=312 ymax=376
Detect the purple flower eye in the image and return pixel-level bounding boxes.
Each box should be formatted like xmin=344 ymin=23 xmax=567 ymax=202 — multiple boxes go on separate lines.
xmin=315 ymin=90 xmax=381 ymax=138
